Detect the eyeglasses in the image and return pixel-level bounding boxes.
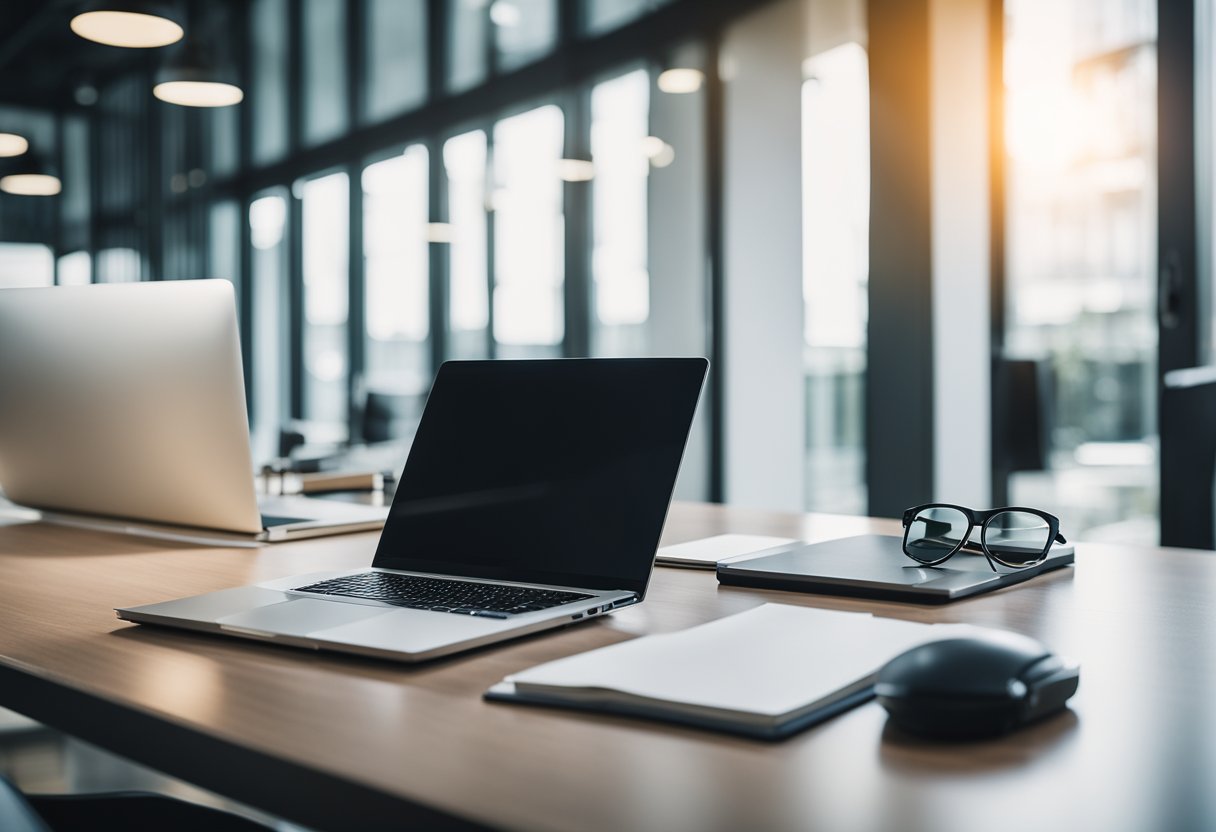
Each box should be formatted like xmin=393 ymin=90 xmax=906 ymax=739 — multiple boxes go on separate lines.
xmin=900 ymin=503 xmax=1066 ymax=571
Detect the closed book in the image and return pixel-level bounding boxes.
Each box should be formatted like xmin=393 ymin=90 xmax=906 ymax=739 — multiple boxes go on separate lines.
xmin=486 ymin=603 xmax=984 ymax=739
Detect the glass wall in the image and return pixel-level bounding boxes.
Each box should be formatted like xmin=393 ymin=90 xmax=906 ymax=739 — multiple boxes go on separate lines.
xmin=0 ymin=244 xmax=54 ymax=288
xmin=590 ymin=68 xmax=650 ymax=356
xmin=1003 ymin=0 xmax=1157 ymax=542
xmin=250 ymin=190 xmax=291 ymax=461
xmin=300 ymin=171 xmax=351 ymax=425
xmin=303 ymin=0 xmax=349 ymax=146
xmin=801 ymin=42 xmax=869 ymax=515
xmin=491 ymin=105 xmax=565 ymax=356
xmin=495 ymin=0 xmax=557 ymax=71
xmin=444 ymin=129 xmax=491 ymax=359
xmin=363 ymin=146 xmax=431 ymax=393
xmin=251 ymin=0 xmax=289 ymax=165
xmin=365 ymin=0 xmax=428 ymax=122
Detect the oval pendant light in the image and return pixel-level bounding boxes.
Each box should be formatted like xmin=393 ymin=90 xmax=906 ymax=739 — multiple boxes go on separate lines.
xmin=0 ymin=154 xmax=62 ymax=196
xmin=70 ymin=2 xmax=184 ymax=49
xmin=153 ymin=41 xmax=243 ymax=107
xmin=0 ymin=133 xmax=30 ymax=158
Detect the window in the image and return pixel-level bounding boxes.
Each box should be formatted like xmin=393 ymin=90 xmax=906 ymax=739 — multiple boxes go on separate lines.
xmin=365 ymin=0 xmax=428 ymax=122
xmin=583 ymin=0 xmax=669 ymax=35
xmin=96 ymin=247 xmax=141 ymax=283
xmin=300 ymin=171 xmax=351 ymax=424
xmin=363 ymin=146 xmax=430 ymax=393
xmin=251 ymin=0 xmax=289 ymax=165
xmin=446 ymin=0 xmax=488 ymax=94
xmin=445 ymin=129 xmax=490 ymax=358
xmin=0 ymin=244 xmax=54 ymax=288
xmin=801 ymin=42 xmax=869 ymax=515
xmin=57 ymin=251 xmax=92 ymax=286
xmin=494 ymin=0 xmax=557 ymax=72
xmin=250 ymin=190 xmax=291 ymax=461
xmin=591 ymin=69 xmax=650 ymax=356
xmin=1003 ymin=0 xmax=1157 ymax=542
xmin=304 ymin=0 xmax=349 ymax=145
xmin=492 ymin=105 xmax=564 ymax=354
xmin=209 ymin=200 xmax=241 ymax=286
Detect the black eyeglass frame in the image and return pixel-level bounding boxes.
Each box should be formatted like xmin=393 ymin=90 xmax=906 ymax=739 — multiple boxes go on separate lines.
xmin=900 ymin=503 xmax=1067 ymax=571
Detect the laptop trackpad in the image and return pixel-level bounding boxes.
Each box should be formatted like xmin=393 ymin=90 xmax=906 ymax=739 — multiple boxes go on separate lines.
xmin=218 ymin=599 xmax=388 ymax=637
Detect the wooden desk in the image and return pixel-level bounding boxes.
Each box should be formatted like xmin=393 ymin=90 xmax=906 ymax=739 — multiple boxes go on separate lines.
xmin=0 ymin=503 xmax=1213 ymax=831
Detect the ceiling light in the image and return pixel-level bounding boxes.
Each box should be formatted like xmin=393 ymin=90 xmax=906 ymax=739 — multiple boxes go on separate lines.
xmin=70 ymin=5 xmax=184 ymax=49
xmin=0 ymin=154 xmax=62 ymax=196
xmin=558 ymin=159 xmax=595 ymax=182
xmin=0 ymin=133 xmax=29 ymax=158
xmin=153 ymin=41 xmax=243 ymax=107
xmin=657 ymin=68 xmax=704 ymax=94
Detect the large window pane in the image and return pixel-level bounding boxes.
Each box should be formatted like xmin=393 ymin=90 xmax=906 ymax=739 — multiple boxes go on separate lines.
xmin=591 ymin=69 xmax=650 ymax=356
xmin=1003 ymin=0 xmax=1157 ymax=542
xmin=0 ymin=244 xmax=54 ymax=288
xmin=304 ymin=0 xmax=349 ymax=145
xmin=363 ymin=146 xmax=430 ymax=393
xmin=494 ymin=0 xmax=556 ymax=71
xmin=447 ymin=0 xmax=488 ymax=93
xmin=365 ymin=0 xmax=428 ymax=122
xmin=250 ymin=190 xmax=291 ymax=462
xmin=583 ymin=0 xmax=669 ymax=35
xmin=802 ymin=42 xmax=868 ymax=515
xmin=492 ymin=105 xmax=564 ymax=354
xmin=301 ymin=172 xmax=350 ymax=424
xmin=251 ymin=0 xmax=289 ymax=165
xmin=57 ymin=251 xmax=92 ymax=287
xmin=445 ymin=129 xmax=490 ymax=359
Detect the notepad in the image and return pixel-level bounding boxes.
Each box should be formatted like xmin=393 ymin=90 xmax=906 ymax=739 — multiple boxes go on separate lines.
xmin=485 ymin=604 xmax=984 ymax=739
xmin=654 ymin=534 xmax=799 ymax=569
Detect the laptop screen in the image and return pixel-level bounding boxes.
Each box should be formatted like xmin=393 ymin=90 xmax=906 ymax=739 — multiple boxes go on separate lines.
xmin=372 ymin=358 xmax=707 ymax=596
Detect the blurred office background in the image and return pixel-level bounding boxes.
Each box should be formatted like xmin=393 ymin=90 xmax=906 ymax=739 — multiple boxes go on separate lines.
xmin=0 ymin=0 xmax=1211 ymax=547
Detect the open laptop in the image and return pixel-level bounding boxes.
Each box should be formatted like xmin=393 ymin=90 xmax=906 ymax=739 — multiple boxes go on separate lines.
xmin=116 ymin=357 xmax=709 ymax=662
xmin=0 ymin=279 xmax=388 ymax=542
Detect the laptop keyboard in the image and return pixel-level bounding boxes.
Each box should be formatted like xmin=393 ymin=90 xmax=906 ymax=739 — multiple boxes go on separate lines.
xmin=292 ymin=572 xmax=595 ymax=619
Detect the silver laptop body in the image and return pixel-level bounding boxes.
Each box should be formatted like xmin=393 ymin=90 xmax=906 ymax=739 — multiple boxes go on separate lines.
xmin=0 ymin=279 xmax=387 ymax=541
xmin=117 ymin=358 xmax=709 ymax=662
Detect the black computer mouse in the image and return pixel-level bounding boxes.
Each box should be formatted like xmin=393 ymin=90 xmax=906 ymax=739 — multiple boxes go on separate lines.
xmin=874 ymin=631 xmax=1079 ymax=740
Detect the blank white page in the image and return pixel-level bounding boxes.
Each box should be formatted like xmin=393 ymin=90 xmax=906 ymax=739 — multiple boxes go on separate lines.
xmin=508 ymin=604 xmax=981 ymax=719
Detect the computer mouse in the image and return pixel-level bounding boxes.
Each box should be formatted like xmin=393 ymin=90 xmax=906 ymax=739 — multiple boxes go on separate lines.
xmin=874 ymin=631 xmax=1079 ymax=740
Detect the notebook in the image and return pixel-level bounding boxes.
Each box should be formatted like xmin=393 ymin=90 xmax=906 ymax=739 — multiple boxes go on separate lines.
xmin=717 ymin=534 xmax=1076 ymax=603
xmin=654 ymin=534 xmax=799 ymax=569
xmin=485 ymin=604 xmax=983 ymax=739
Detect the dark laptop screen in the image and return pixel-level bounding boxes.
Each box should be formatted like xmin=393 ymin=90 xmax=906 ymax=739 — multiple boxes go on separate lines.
xmin=372 ymin=358 xmax=707 ymax=596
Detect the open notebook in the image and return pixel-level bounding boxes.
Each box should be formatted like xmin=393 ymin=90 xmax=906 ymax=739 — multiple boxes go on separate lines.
xmin=486 ymin=604 xmax=984 ymax=739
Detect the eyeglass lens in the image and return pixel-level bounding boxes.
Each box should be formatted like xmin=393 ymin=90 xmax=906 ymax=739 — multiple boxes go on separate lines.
xmin=905 ymin=506 xmax=970 ymax=563
xmin=983 ymin=510 xmax=1052 ymax=566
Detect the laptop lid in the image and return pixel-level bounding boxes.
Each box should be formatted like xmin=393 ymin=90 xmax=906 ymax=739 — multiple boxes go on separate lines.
xmin=371 ymin=358 xmax=708 ymax=597
xmin=0 ymin=280 xmax=265 ymax=534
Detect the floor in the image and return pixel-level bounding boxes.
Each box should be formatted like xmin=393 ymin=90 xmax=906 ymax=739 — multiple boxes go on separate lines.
xmin=0 ymin=710 xmax=306 ymax=831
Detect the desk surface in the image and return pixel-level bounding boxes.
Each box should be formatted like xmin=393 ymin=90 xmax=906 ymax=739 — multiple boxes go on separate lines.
xmin=0 ymin=502 xmax=1213 ymax=832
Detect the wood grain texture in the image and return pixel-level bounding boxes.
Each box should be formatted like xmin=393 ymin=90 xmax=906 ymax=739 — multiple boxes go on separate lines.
xmin=1 ymin=503 xmax=1214 ymax=832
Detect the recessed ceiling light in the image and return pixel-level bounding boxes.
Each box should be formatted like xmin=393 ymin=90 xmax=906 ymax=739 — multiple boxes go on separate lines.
xmin=70 ymin=8 xmax=184 ymax=49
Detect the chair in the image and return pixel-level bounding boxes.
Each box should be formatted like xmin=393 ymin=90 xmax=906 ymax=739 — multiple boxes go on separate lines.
xmin=1160 ymin=366 xmax=1216 ymax=549
xmin=2 ymin=771 xmax=271 ymax=832
xmin=360 ymin=388 xmax=422 ymax=444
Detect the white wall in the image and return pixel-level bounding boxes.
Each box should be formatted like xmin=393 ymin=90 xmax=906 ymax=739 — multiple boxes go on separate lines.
xmin=930 ymin=0 xmax=992 ymax=506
